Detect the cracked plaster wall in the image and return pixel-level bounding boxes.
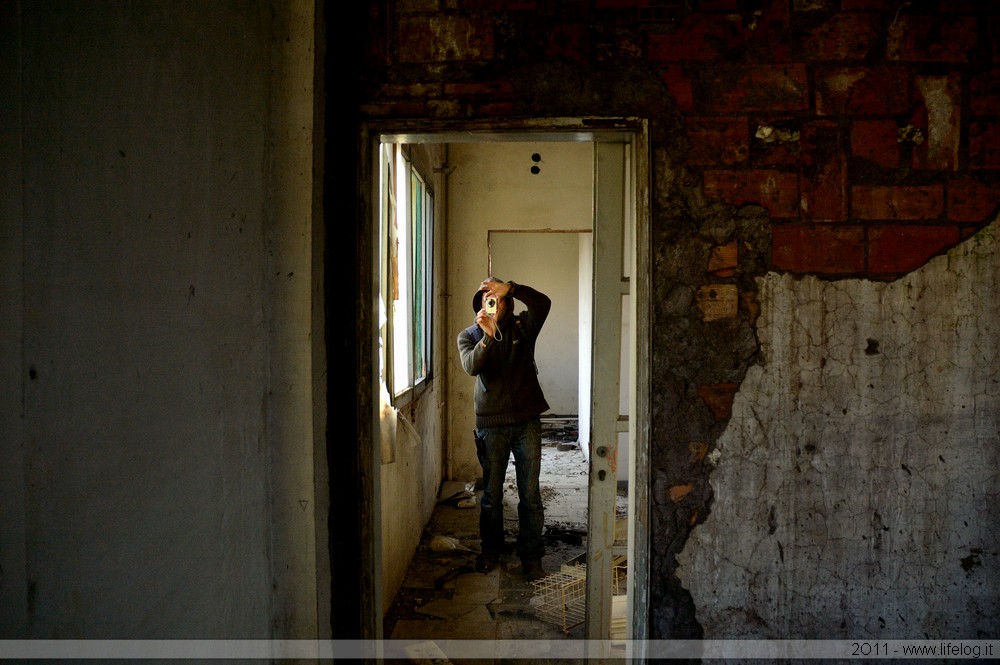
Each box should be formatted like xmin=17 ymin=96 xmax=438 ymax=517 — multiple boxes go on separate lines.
xmin=677 ymin=220 xmax=1000 ymax=639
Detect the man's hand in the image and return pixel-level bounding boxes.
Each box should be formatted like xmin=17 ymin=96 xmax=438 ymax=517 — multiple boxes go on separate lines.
xmin=479 ymin=278 xmax=511 ymax=300
xmin=476 ymin=309 xmax=498 ymax=338
xmin=477 ymin=278 xmax=514 ymax=341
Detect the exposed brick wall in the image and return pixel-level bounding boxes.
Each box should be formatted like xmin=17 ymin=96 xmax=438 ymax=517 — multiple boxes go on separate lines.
xmin=364 ymin=0 xmax=1000 ymax=279
xmin=356 ymin=0 xmax=1000 ymax=639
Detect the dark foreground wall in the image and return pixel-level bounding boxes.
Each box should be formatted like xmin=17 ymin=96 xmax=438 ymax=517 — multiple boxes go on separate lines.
xmin=356 ymin=0 xmax=1000 ymax=639
xmin=2 ymin=0 xmax=325 ymax=641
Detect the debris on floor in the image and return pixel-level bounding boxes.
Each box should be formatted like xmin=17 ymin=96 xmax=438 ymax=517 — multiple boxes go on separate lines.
xmin=384 ymin=416 xmax=632 ymax=642
xmin=436 ymin=480 xmax=476 ymax=506
xmin=428 ymin=535 xmax=470 ymax=552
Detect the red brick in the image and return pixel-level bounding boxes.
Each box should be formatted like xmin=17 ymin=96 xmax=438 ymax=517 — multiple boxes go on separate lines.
xmin=698 ymin=0 xmax=739 ymax=10
xmin=457 ymin=0 xmax=536 ymax=8
xmin=741 ymin=7 xmax=793 ymax=62
xmin=602 ymin=31 xmax=643 ymax=62
xmin=815 ymin=66 xmax=910 ymax=116
xmin=969 ymin=121 xmax=1000 ymax=170
xmin=750 ymin=119 xmax=800 ymax=167
xmin=397 ymin=0 xmax=438 ymax=13
xmin=992 ymin=16 xmax=1000 ymax=63
xmin=969 ymin=68 xmax=1000 ymax=116
xmin=545 ymin=23 xmax=588 ymax=62
xmin=868 ymin=225 xmax=961 ymax=275
xmin=379 ymin=82 xmax=443 ymax=98
xmin=912 ymin=75 xmax=961 ymax=171
xmin=851 ymin=119 xmax=900 ymax=168
xmin=840 ymin=0 xmax=895 ymax=8
xmin=852 ymin=185 xmax=944 ymax=220
xmin=444 ymin=81 xmax=515 ymax=97
xmin=800 ymin=122 xmax=847 ymax=222
xmin=698 ymin=64 xmax=809 ymax=113
xmin=668 ymin=484 xmax=694 ymax=503
xmin=647 ymin=14 xmax=744 ymax=61
xmin=886 ymin=15 xmax=977 ymax=63
xmin=803 ymin=13 xmax=880 ymax=61
xmin=477 ymin=102 xmax=516 ymax=115
xmin=759 ymin=0 xmax=791 ymax=27
xmin=772 ymin=224 xmax=865 ymax=274
xmin=596 ymin=0 xmax=666 ymax=6
xmin=697 ymin=383 xmax=739 ymax=420
xmin=801 ymin=167 xmax=847 ymax=222
xmin=702 ymin=169 xmax=800 ymax=218
xmin=947 ymin=177 xmax=1000 ymax=223
xmin=685 ymin=116 xmax=749 ymax=166
xmin=360 ymin=101 xmax=428 ymax=117
xmin=662 ymin=65 xmax=694 ymax=113
xmin=366 ymin=2 xmax=391 ymax=66
xmin=960 ymin=225 xmax=981 ymax=240
xmin=398 ymin=16 xmax=494 ymax=63
xmin=938 ymin=0 xmax=991 ymax=10
xmin=708 ymin=241 xmax=739 ymax=275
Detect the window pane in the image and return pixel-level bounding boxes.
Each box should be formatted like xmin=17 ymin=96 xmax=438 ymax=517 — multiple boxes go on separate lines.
xmin=392 ymin=149 xmax=411 ymax=396
xmin=380 ymin=143 xmax=434 ymax=402
xmin=411 ymin=170 xmax=425 ymax=381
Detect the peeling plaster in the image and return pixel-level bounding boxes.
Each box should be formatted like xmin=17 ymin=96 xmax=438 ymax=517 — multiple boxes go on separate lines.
xmin=677 ymin=220 xmax=1000 ymax=639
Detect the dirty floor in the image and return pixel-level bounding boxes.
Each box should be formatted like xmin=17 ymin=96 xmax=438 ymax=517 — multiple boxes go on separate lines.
xmin=384 ymin=418 xmax=626 ymax=663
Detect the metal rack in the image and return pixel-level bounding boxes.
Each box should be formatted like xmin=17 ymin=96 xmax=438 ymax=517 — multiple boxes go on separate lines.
xmin=531 ymin=564 xmax=587 ymax=634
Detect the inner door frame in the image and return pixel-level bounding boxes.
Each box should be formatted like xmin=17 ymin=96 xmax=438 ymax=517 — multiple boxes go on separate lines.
xmin=355 ymin=117 xmax=651 ymax=643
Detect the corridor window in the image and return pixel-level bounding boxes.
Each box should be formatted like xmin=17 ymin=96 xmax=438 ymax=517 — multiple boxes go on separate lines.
xmin=379 ymin=143 xmax=434 ymax=403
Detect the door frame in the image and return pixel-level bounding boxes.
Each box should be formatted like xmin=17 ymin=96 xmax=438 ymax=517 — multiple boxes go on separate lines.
xmin=355 ymin=117 xmax=651 ymax=643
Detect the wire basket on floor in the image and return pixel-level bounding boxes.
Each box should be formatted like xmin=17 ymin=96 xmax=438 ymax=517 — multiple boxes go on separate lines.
xmin=531 ymin=564 xmax=587 ymax=634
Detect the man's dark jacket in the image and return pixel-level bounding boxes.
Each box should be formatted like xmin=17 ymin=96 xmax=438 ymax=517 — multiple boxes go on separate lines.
xmin=457 ymin=282 xmax=551 ymax=428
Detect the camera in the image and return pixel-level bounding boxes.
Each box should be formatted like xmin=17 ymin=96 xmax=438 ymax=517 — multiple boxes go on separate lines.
xmin=484 ymin=296 xmax=498 ymax=315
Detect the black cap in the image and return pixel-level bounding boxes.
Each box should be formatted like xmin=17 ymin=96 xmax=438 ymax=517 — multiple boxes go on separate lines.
xmin=472 ymin=279 xmax=505 ymax=312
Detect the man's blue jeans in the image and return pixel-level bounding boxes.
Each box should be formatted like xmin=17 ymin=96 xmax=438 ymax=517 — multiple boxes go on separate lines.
xmin=474 ymin=418 xmax=545 ymax=562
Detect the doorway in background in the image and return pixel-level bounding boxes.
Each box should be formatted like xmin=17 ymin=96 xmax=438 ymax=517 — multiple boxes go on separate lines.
xmin=360 ymin=121 xmax=650 ymax=646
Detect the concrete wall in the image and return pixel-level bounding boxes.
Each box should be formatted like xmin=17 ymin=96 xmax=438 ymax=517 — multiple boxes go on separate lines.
xmin=379 ymin=381 xmax=444 ymax=613
xmin=1 ymin=0 xmax=324 ymax=640
xmin=677 ymin=220 xmax=1000 ymax=639
xmin=445 ymin=141 xmax=593 ymax=481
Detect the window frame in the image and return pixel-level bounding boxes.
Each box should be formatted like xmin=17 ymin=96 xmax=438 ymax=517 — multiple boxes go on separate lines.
xmin=379 ymin=142 xmax=434 ymax=407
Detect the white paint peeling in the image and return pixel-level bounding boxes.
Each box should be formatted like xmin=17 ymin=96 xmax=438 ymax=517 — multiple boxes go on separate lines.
xmin=677 ymin=220 xmax=1000 ymax=639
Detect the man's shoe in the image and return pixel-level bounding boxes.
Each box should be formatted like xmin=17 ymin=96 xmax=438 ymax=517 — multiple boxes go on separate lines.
xmin=475 ymin=551 xmax=500 ymax=574
xmin=521 ymin=559 xmax=545 ymax=581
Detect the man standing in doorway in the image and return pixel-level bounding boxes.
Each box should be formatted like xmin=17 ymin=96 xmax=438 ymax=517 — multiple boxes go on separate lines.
xmin=457 ymin=277 xmax=551 ymax=581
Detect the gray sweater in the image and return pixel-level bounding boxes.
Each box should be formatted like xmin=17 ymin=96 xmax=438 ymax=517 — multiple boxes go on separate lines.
xmin=457 ymin=282 xmax=551 ymax=428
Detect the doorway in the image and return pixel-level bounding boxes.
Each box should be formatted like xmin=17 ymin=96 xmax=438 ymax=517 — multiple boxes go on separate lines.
xmin=359 ymin=119 xmax=650 ymax=644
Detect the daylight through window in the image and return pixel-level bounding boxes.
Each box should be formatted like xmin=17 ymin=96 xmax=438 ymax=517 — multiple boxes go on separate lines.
xmin=379 ymin=143 xmax=433 ymax=403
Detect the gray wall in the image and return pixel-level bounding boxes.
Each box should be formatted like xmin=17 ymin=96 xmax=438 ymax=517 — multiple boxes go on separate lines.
xmin=1 ymin=1 xmax=325 ymax=640
xmin=677 ymin=221 xmax=1000 ymax=638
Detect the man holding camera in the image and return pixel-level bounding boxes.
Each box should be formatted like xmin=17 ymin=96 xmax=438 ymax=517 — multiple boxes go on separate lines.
xmin=457 ymin=277 xmax=551 ymax=581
